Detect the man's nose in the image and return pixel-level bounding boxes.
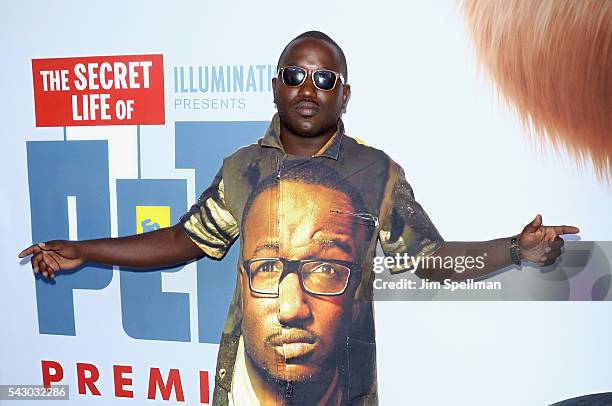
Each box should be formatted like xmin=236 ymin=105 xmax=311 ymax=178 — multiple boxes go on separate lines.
xmin=298 ymin=72 xmax=317 ymax=97
xmin=278 ymin=273 xmax=311 ymax=325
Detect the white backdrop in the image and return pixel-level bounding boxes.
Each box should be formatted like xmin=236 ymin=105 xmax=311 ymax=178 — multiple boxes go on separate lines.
xmin=2 ymin=1 xmax=611 ymax=405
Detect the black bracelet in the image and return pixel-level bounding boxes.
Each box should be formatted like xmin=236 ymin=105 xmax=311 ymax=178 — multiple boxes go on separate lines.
xmin=509 ymin=235 xmax=522 ymax=266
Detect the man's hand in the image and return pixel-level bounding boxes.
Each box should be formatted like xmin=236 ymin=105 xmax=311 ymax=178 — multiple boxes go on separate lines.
xmin=518 ymin=214 xmax=580 ymax=266
xmin=18 ymin=241 xmax=83 ymax=279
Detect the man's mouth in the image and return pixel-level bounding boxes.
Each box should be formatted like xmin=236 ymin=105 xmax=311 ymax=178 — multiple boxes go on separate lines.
xmin=293 ymin=101 xmax=320 ymax=118
xmin=267 ymin=329 xmax=318 ymax=359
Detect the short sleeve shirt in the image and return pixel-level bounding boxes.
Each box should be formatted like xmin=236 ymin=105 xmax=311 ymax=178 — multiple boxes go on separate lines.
xmin=181 ymin=114 xmax=443 ymax=405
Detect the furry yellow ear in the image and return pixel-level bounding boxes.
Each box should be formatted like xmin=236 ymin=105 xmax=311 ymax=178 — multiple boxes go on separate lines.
xmin=461 ymin=0 xmax=612 ymax=184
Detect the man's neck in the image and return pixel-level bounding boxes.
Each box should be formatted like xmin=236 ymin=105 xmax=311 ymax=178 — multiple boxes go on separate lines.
xmin=279 ymin=123 xmax=336 ymax=157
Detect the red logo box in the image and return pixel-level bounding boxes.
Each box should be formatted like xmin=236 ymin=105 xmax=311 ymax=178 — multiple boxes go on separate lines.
xmin=32 ymin=54 xmax=165 ymax=127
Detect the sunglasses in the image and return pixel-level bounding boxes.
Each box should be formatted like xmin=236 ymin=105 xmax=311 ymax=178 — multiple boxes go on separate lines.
xmin=277 ymin=66 xmax=345 ymax=91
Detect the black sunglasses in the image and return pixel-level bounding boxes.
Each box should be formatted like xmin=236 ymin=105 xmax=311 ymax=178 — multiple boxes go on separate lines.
xmin=277 ymin=66 xmax=345 ymax=91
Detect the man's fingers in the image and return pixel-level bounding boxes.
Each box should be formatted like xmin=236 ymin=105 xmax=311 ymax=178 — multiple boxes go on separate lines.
xmin=536 ymin=258 xmax=553 ymax=267
xmin=524 ymin=214 xmax=543 ymax=233
xmin=42 ymin=261 xmax=55 ymax=279
xmin=31 ymin=252 xmax=57 ymax=279
xmin=20 ymin=241 xmax=62 ymax=256
xmin=43 ymin=252 xmax=59 ymax=273
xmin=31 ymin=254 xmax=40 ymax=273
xmin=35 ymin=253 xmax=46 ymax=274
xmin=552 ymin=225 xmax=580 ymax=235
xmin=19 ymin=243 xmax=46 ymax=258
xmin=38 ymin=241 xmax=64 ymax=252
xmin=549 ymin=239 xmax=565 ymax=250
xmin=47 ymin=253 xmax=62 ymax=275
xmin=40 ymin=261 xmax=50 ymax=278
xmin=18 ymin=245 xmax=36 ymax=258
xmin=538 ymin=249 xmax=562 ymax=267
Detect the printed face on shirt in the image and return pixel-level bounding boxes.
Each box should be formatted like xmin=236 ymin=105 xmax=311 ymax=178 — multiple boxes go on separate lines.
xmin=240 ymin=180 xmax=365 ymax=384
xmin=272 ymin=37 xmax=351 ymax=140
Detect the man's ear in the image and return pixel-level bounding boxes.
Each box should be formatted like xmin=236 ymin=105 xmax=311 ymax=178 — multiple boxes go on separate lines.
xmin=342 ymin=84 xmax=351 ymax=113
xmin=272 ymin=77 xmax=278 ymax=107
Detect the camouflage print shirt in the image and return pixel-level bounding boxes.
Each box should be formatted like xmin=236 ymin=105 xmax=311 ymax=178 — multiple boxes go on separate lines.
xmin=181 ymin=114 xmax=444 ymax=405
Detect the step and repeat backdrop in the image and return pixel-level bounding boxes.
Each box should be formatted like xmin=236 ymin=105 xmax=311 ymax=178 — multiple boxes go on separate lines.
xmin=2 ymin=1 xmax=611 ymax=405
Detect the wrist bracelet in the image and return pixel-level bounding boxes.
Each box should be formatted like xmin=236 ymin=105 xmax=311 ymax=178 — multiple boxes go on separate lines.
xmin=509 ymin=235 xmax=522 ymax=266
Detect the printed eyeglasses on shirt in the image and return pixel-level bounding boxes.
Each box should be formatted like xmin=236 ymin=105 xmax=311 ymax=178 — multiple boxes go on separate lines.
xmin=243 ymin=257 xmax=358 ymax=296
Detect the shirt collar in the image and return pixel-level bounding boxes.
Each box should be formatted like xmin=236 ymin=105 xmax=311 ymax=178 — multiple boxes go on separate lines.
xmin=260 ymin=113 xmax=344 ymax=160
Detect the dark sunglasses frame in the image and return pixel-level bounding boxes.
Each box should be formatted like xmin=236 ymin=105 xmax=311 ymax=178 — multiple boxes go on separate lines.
xmin=277 ymin=66 xmax=346 ymax=91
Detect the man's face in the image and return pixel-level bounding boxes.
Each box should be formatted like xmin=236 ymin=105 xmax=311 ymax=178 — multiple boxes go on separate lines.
xmin=272 ymin=37 xmax=351 ymax=139
xmin=241 ymin=181 xmax=364 ymax=383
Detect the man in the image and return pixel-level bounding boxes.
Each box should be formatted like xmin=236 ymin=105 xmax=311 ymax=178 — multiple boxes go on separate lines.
xmin=234 ymin=164 xmax=375 ymax=405
xmin=19 ymin=31 xmax=579 ymax=405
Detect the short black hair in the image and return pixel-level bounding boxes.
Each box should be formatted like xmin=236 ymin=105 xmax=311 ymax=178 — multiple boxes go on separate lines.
xmin=277 ymin=30 xmax=348 ymax=82
xmin=242 ymin=160 xmax=364 ymax=232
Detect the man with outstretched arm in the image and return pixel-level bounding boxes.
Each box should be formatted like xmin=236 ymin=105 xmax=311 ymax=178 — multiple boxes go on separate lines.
xmin=19 ymin=31 xmax=579 ymax=405
xmin=19 ymin=213 xmax=574 ymax=281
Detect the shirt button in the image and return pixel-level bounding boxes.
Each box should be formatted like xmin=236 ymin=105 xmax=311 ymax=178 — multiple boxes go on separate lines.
xmin=218 ymin=368 xmax=227 ymax=379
